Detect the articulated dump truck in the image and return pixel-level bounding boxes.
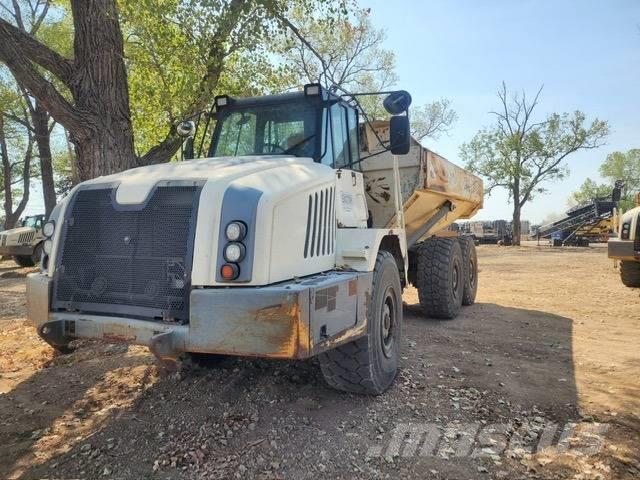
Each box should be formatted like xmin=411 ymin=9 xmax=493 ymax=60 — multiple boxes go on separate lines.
xmin=27 ymin=85 xmax=482 ymax=394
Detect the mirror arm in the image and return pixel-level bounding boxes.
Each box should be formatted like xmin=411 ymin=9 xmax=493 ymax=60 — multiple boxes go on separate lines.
xmin=352 ymin=147 xmax=391 ymax=166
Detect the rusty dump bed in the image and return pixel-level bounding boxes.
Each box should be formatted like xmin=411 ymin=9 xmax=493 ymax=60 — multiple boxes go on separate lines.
xmin=360 ymin=121 xmax=483 ymax=246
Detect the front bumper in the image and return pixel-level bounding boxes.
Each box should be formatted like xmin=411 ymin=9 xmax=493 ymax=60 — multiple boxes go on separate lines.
xmin=27 ymin=270 xmax=372 ymax=360
xmin=608 ymin=238 xmax=640 ymax=261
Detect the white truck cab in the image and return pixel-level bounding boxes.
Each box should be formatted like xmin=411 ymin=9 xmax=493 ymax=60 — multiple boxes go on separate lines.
xmin=27 ymin=85 xmax=483 ymax=394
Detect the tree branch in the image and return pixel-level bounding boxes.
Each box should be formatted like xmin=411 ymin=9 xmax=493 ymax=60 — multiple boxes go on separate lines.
xmin=0 ymin=17 xmax=74 ymax=85
xmin=0 ymin=21 xmax=80 ymax=131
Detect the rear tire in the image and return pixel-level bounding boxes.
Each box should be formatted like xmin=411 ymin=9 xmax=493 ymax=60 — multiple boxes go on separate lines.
xmin=416 ymin=237 xmax=464 ymax=319
xmin=14 ymin=255 xmax=35 ymax=267
xmin=459 ymin=236 xmax=478 ymax=305
xmin=319 ymin=251 xmax=402 ymax=395
xmin=620 ymin=261 xmax=640 ymax=288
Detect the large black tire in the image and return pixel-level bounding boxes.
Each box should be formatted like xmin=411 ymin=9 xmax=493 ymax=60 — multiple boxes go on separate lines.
xmin=459 ymin=236 xmax=478 ymax=305
xmin=319 ymin=251 xmax=402 ymax=395
xmin=416 ymin=237 xmax=464 ymax=319
xmin=14 ymin=255 xmax=35 ymax=267
xmin=620 ymin=261 xmax=640 ymax=288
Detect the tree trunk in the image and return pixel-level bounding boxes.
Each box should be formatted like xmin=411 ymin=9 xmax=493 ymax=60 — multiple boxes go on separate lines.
xmin=512 ymin=205 xmax=522 ymax=246
xmin=67 ymin=0 xmax=137 ymax=181
xmin=64 ymin=129 xmax=79 ymax=185
xmin=511 ymin=182 xmax=521 ymax=246
xmin=32 ymin=101 xmax=56 ymax=216
xmin=71 ymin=126 xmax=138 ymax=181
xmin=1 ymin=113 xmax=32 ymax=229
xmin=0 ymin=114 xmax=13 ymax=228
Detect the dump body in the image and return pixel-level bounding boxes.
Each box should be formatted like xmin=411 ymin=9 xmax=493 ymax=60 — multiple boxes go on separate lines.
xmin=360 ymin=122 xmax=483 ymax=246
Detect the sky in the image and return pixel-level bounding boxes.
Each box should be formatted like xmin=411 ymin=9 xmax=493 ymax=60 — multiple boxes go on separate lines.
xmin=363 ymin=0 xmax=640 ymax=223
xmin=21 ymin=0 xmax=640 ymax=224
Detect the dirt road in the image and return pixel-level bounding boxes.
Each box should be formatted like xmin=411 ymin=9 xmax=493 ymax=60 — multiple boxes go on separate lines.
xmin=0 ymin=246 xmax=638 ymax=479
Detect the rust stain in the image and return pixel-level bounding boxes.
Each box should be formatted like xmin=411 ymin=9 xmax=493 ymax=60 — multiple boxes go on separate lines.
xmin=246 ymin=299 xmax=309 ymax=359
xmin=348 ymin=279 xmax=358 ymax=296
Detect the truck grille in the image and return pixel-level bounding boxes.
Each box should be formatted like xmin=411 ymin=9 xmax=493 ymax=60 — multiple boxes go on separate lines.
xmin=53 ymin=183 xmax=203 ymax=322
xmin=18 ymin=231 xmax=35 ymax=244
xmin=635 ymin=214 xmax=640 ymax=252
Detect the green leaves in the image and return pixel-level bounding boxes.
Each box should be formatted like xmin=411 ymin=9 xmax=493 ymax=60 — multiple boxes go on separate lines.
xmin=119 ymin=0 xmax=348 ymax=158
xmin=461 ymin=83 xmax=609 ymax=207
xmin=571 ymin=178 xmax=612 ymax=206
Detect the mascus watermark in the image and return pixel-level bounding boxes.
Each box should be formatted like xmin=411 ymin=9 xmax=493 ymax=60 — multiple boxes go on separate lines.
xmin=366 ymin=421 xmax=609 ymax=459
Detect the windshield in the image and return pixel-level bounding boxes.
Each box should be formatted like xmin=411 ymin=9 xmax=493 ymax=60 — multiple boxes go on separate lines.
xmin=210 ymin=100 xmax=320 ymax=159
xmin=22 ymin=216 xmax=41 ymax=229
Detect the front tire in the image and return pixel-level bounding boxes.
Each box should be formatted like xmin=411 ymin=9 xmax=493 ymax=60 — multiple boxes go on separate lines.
xmin=416 ymin=237 xmax=464 ymax=319
xmin=14 ymin=255 xmax=35 ymax=267
xmin=319 ymin=251 xmax=403 ymax=395
xmin=620 ymin=261 xmax=640 ymax=287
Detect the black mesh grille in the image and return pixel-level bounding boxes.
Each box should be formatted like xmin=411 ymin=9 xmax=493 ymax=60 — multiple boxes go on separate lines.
xmin=53 ymin=184 xmax=202 ymax=322
xmin=635 ymin=214 xmax=640 ymax=251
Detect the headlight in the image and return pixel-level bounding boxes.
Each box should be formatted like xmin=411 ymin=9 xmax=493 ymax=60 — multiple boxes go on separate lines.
xmin=225 ymin=221 xmax=246 ymax=241
xmin=43 ymin=239 xmax=53 ymax=255
xmin=224 ymin=242 xmax=245 ymax=263
xmin=43 ymin=221 xmax=55 ymax=237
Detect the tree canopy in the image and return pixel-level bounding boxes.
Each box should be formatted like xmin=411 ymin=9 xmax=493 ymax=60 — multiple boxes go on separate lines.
xmin=571 ymin=149 xmax=640 ymax=211
xmin=0 ymin=0 xmax=353 ymax=183
xmin=461 ymin=83 xmax=609 ymax=244
xmin=281 ymin=7 xmax=457 ymax=141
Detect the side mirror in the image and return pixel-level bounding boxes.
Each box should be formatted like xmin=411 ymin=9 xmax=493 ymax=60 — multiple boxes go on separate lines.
xmin=389 ymin=115 xmax=410 ymax=155
xmin=177 ymin=120 xmax=196 ymax=138
xmin=383 ymin=90 xmax=412 ymax=115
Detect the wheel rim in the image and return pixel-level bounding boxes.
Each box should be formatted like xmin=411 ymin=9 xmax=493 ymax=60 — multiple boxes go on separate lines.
xmin=380 ymin=286 xmax=397 ymax=358
xmin=452 ymin=263 xmax=460 ymax=298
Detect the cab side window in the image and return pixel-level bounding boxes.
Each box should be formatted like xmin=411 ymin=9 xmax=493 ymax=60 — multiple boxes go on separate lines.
xmin=331 ymin=104 xmax=349 ymax=169
xmin=320 ymin=108 xmax=334 ymax=166
xmin=346 ymin=108 xmax=359 ymax=168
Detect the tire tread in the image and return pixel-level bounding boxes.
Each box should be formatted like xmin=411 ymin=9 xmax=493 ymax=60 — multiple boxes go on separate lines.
xmin=319 ymin=251 xmax=399 ymax=394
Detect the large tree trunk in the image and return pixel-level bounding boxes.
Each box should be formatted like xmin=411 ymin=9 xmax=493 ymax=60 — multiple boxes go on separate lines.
xmin=32 ymin=101 xmax=56 ymax=216
xmin=72 ymin=127 xmax=138 ymax=180
xmin=68 ymin=0 xmax=137 ymax=180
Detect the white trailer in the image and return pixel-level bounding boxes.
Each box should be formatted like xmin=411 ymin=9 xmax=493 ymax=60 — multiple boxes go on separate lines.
xmin=27 ymin=85 xmax=482 ymax=394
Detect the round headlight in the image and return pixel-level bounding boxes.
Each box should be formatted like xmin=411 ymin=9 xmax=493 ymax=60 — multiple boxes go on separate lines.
xmin=43 ymin=221 xmax=55 ymax=237
xmin=43 ymin=239 xmax=53 ymax=255
xmin=225 ymin=221 xmax=246 ymax=241
xmin=224 ymin=242 xmax=245 ymax=263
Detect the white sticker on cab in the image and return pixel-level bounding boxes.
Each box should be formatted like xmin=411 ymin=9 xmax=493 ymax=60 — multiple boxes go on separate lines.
xmin=341 ymin=192 xmax=353 ymax=213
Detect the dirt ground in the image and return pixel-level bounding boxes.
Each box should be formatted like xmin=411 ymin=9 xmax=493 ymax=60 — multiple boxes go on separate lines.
xmin=0 ymin=245 xmax=638 ymax=480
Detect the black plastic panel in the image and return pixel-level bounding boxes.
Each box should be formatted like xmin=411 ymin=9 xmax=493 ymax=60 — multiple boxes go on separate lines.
xmin=53 ymin=182 xmax=203 ymax=322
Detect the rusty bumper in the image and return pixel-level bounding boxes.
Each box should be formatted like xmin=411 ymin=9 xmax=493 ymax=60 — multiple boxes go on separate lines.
xmin=27 ymin=271 xmax=372 ymax=360
xmin=608 ymin=238 xmax=640 ymax=261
